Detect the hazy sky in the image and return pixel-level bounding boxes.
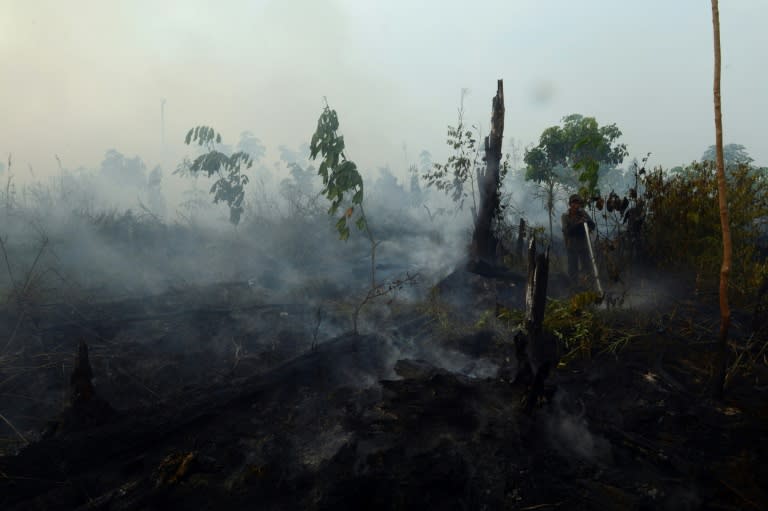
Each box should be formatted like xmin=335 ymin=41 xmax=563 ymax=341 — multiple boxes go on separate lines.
xmin=1 ymin=0 xmax=766 ymax=181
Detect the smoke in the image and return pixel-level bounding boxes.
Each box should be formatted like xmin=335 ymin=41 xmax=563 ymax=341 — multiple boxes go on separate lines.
xmin=545 ymin=390 xmax=612 ymax=464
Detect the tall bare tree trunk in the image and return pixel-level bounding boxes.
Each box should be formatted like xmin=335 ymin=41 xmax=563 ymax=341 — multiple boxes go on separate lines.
xmin=711 ymin=0 xmax=732 ymax=398
xmin=471 ymin=79 xmax=505 ymax=264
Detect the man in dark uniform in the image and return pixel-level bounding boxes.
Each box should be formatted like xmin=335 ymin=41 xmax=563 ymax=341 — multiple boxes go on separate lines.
xmin=562 ymin=194 xmax=596 ymax=286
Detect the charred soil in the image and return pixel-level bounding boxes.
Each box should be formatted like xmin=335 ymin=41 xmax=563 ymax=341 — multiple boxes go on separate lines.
xmin=0 ymin=269 xmax=766 ymax=511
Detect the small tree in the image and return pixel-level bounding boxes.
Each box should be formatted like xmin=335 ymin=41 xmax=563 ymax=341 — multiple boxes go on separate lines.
xmin=309 ymin=101 xmax=418 ymax=333
xmin=701 ymin=143 xmax=753 ymax=168
xmin=522 ymin=147 xmax=566 ymax=242
xmin=711 ymin=0 xmax=732 ymax=398
xmin=524 ymin=114 xmax=628 ymax=239
xmin=422 ymin=89 xmax=482 ymax=220
xmin=525 ymin=114 xmax=627 ymax=195
xmin=309 ymin=102 xmax=377 ymax=288
xmin=177 ymin=126 xmax=253 ymax=225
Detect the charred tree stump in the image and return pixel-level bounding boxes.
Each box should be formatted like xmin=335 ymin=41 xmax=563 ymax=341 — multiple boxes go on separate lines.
xmin=70 ymin=340 xmax=95 ymax=405
xmin=44 ymin=340 xmax=115 ymax=437
xmin=525 ymin=239 xmax=549 ymax=337
xmin=516 ymin=218 xmax=526 ymax=262
xmin=514 ymin=237 xmax=555 ymax=413
xmin=471 ymin=79 xmax=505 ymax=266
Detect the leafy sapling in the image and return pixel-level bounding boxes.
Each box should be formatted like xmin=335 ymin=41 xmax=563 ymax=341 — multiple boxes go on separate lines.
xmin=422 ymin=89 xmax=480 ymax=221
xmin=309 ymin=102 xmax=379 ymax=288
xmin=422 ymin=90 xmax=513 ymax=222
xmin=309 ymin=102 xmax=420 ymax=334
xmin=177 ymin=126 xmax=253 ymax=226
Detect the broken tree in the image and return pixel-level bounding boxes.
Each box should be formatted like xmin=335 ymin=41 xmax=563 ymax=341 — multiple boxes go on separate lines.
xmin=514 ymin=237 xmax=556 ymax=412
xmin=471 ymin=79 xmax=505 ymax=266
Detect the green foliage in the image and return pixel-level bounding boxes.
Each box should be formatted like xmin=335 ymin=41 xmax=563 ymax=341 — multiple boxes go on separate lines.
xmin=524 ymin=114 xmax=628 ymax=198
xmin=423 ymin=121 xmax=478 ymax=209
xmin=497 ymin=292 xmax=618 ymax=364
xmin=695 ymin=144 xmax=768 ymax=183
xmin=546 ymin=297 xmax=603 ymax=362
xmin=420 ymin=286 xmax=472 ymax=336
xmin=643 ymin=162 xmax=768 ymax=303
xmin=422 ymin=90 xmax=511 ymax=219
xmin=701 ymin=143 xmax=753 ymax=167
xmin=309 ymin=104 xmax=365 ymax=241
xmin=178 ymin=125 xmax=253 ymax=225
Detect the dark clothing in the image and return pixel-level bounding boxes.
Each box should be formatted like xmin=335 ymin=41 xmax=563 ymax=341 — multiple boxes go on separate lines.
xmin=566 ymin=238 xmax=591 ymax=284
xmin=562 ymin=209 xmax=596 ymax=284
xmin=562 ymin=209 xmax=596 ymax=239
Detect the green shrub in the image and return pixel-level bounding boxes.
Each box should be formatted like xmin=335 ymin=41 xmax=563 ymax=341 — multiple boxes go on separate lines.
xmin=642 ymin=162 xmax=768 ymax=304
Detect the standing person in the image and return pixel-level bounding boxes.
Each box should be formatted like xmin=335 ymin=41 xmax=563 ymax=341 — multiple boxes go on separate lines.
xmin=562 ymin=194 xmax=596 ymax=286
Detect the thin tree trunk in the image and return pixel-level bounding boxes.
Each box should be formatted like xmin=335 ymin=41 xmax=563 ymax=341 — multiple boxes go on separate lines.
xmin=359 ymin=204 xmax=378 ymax=290
xmin=471 ymin=79 xmax=505 ymax=264
xmin=711 ymin=0 xmax=732 ymax=398
xmin=547 ymin=181 xmax=555 ymax=242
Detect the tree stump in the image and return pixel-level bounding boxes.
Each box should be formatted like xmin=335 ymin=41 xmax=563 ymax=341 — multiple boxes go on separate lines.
xmin=471 ymin=79 xmax=505 ymax=265
xmin=43 ymin=340 xmax=115 ymax=437
xmin=515 ymin=237 xmax=556 ymax=413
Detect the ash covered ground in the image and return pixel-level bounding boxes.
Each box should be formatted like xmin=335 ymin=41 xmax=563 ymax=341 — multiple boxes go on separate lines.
xmin=0 ymin=198 xmax=765 ymax=511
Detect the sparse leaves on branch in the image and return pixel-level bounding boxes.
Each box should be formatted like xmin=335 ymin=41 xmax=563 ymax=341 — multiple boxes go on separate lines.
xmin=422 ymin=90 xmax=480 ymax=217
xmin=422 ymin=91 xmax=511 ymax=222
xmin=352 ymin=272 xmax=420 ymax=334
xmin=423 ymin=124 xmax=477 ymax=208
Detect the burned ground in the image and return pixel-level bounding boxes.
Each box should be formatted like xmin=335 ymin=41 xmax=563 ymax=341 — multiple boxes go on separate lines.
xmin=0 ymin=223 xmax=766 ymax=511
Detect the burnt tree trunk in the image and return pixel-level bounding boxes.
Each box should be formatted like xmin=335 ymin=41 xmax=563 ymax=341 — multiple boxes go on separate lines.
xmin=515 ymin=237 xmax=554 ymax=413
xmin=471 ymin=79 xmax=505 ymax=265
xmin=516 ymin=218 xmax=526 ymax=262
xmin=70 ymin=340 xmax=95 ymax=405
xmin=44 ymin=340 xmax=115 ymax=437
xmin=525 ymin=238 xmax=549 ymax=337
